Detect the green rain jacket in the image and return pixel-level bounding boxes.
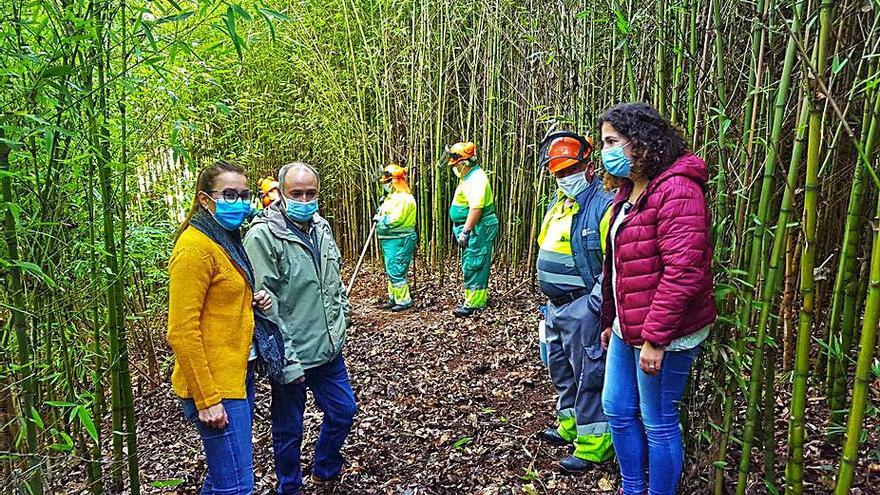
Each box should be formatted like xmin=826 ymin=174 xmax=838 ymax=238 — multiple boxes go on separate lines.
xmin=243 ymin=202 xmax=349 ymax=383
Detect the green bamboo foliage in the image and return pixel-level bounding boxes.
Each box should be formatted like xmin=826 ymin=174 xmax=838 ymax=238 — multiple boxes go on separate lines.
xmin=3 ymin=0 xmax=880 ymax=492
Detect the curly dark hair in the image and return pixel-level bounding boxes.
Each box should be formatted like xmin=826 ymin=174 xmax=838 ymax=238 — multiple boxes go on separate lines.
xmin=597 ymin=102 xmax=688 ymax=184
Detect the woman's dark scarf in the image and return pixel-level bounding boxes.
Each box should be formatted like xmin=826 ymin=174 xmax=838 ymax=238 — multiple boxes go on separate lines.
xmin=190 ymin=208 xmax=287 ymax=383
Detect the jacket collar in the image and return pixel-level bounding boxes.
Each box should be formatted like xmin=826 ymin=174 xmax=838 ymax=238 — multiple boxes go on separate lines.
xmin=254 ymin=201 xmax=329 ymax=243
xmin=612 ymin=152 xmax=706 ymax=205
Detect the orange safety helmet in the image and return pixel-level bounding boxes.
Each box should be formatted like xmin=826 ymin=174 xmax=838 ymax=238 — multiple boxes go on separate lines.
xmin=447 ymin=141 xmax=476 ymax=166
xmin=379 ymin=163 xmax=408 ymax=183
xmin=539 ymin=131 xmax=594 ymax=174
xmin=257 ymin=177 xmax=281 ymax=208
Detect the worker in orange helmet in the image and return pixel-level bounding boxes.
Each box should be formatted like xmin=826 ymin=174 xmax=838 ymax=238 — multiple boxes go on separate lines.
xmin=373 ymin=163 xmax=417 ymax=311
xmin=535 ymin=131 xmax=614 ymax=473
xmin=257 ymin=178 xmax=281 ymax=208
xmin=446 ymin=141 xmax=498 ymax=317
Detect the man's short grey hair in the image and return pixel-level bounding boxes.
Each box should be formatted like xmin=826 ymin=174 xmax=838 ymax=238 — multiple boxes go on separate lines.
xmin=278 ymin=162 xmax=320 ymax=187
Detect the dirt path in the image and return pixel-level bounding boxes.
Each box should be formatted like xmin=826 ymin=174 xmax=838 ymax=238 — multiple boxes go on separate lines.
xmin=133 ymin=268 xmax=622 ymax=494
xmin=49 ymin=265 xmax=880 ymax=494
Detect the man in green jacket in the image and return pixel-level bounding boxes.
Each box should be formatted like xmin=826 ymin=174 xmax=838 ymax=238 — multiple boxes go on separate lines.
xmin=243 ymin=162 xmax=356 ymax=494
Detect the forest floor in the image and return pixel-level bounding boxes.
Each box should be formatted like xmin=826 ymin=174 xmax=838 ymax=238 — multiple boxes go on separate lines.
xmin=53 ymin=264 xmax=880 ymax=494
xmin=133 ymin=266 xmax=628 ymax=494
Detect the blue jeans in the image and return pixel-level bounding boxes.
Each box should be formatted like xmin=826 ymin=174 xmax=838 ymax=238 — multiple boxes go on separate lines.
xmin=602 ymin=333 xmax=700 ymax=495
xmin=181 ymin=363 xmax=256 ymax=495
xmin=271 ymin=354 xmax=357 ymax=495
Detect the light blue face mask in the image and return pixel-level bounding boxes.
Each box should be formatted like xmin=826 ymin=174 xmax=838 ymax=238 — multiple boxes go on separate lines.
xmin=556 ymin=171 xmax=588 ymax=198
xmin=601 ymin=142 xmax=632 ymax=177
xmin=209 ymin=198 xmax=251 ymax=231
xmin=383 ymin=182 xmax=392 ymax=193
xmin=285 ymin=197 xmax=319 ymax=222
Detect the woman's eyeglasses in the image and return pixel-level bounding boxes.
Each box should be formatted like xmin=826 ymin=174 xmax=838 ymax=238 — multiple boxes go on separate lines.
xmin=207 ymin=189 xmax=253 ymax=203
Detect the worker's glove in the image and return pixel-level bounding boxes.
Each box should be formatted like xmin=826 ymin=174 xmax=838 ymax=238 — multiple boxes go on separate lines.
xmin=457 ymin=229 xmax=471 ymax=249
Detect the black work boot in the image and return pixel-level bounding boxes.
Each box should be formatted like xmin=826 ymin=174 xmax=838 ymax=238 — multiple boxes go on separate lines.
xmin=558 ymin=455 xmax=595 ymax=474
xmin=453 ymin=304 xmax=479 ymax=318
xmin=539 ymin=427 xmax=570 ymax=446
xmin=391 ymin=302 xmax=413 ymax=312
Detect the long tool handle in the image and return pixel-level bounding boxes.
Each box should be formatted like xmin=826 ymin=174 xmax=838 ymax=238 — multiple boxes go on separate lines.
xmin=346 ymin=220 xmax=378 ymax=295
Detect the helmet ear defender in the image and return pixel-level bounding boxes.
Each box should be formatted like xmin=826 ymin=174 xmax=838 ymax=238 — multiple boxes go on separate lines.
xmin=538 ymin=131 xmax=595 ymax=171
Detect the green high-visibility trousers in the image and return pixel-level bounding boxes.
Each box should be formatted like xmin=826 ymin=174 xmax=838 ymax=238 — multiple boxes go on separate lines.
xmin=380 ymin=232 xmax=416 ymax=305
xmin=453 ymin=214 xmax=498 ymax=309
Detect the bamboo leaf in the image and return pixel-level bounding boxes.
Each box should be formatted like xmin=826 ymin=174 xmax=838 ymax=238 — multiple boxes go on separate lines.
xmin=15 ymin=261 xmax=57 ymax=288
xmin=154 ymin=11 xmax=194 ymax=25
xmin=614 ymin=11 xmax=630 ymax=35
xmin=151 ymin=479 xmax=184 ymax=488
xmin=49 ymin=430 xmax=73 ymax=452
xmin=257 ymin=9 xmax=276 ymax=42
xmin=77 ymin=406 xmax=99 ymax=443
xmin=225 ymin=6 xmax=244 ymax=61
xmin=832 ymin=55 xmax=848 ymax=75
xmin=41 ymin=65 xmax=73 ymax=79
xmin=231 ymin=4 xmax=252 ymax=21
xmin=257 ymin=7 xmax=290 ymax=21
xmin=30 ymin=407 xmax=44 ymax=429
xmin=452 ymin=436 xmax=472 ymax=449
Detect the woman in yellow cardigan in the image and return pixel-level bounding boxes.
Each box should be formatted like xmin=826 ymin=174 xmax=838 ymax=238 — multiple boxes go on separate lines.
xmin=167 ymin=160 xmax=272 ymax=494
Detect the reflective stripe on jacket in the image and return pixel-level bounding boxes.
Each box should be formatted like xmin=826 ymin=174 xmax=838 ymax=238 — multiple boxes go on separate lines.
xmin=537 ymin=180 xmax=613 ymax=297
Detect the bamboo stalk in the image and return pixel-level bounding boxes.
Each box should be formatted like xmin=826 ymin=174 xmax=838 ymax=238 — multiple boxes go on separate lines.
xmin=785 ymin=2 xmax=834 ymax=492
xmin=736 ymin=96 xmax=810 ymax=495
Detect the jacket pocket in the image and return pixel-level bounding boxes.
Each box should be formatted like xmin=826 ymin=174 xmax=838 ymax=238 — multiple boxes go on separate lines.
xmin=581 ymin=343 xmax=606 ymax=391
xmin=583 ymin=231 xmax=603 ymax=282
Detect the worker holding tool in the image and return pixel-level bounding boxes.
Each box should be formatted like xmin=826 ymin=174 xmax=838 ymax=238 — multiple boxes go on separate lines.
xmin=374 ymin=163 xmax=417 ymax=311
xmin=243 ymin=162 xmax=356 ymax=494
xmin=535 ymin=132 xmax=614 ymax=473
xmin=447 ymin=141 xmax=498 ymax=318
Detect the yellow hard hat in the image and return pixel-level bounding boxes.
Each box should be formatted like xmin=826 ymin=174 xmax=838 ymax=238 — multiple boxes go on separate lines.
xmin=447 ymin=142 xmax=476 ymax=166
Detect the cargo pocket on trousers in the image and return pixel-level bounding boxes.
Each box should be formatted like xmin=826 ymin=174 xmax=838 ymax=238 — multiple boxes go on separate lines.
xmin=582 ymin=343 xmax=606 ymax=391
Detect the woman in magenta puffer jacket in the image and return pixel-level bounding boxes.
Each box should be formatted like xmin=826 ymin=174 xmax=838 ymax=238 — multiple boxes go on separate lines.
xmin=598 ymin=102 xmax=716 ymax=495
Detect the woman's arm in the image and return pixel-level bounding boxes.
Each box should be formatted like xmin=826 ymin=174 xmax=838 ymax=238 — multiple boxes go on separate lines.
xmin=641 ymin=178 xmax=712 ymax=347
xmin=167 ymin=246 xmax=219 ymax=410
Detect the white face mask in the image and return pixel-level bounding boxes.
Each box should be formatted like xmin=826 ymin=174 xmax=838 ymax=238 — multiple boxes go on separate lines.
xmin=452 ymin=165 xmax=462 ymax=178
xmin=556 ymin=171 xmax=588 ymax=198
xmin=383 ymin=183 xmax=392 ymax=193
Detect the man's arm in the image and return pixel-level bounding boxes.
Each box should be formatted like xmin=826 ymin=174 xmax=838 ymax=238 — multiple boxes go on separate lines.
xmin=464 ymin=207 xmax=483 ymax=231
xmin=243 ymin=226 xmax=305 ymax=382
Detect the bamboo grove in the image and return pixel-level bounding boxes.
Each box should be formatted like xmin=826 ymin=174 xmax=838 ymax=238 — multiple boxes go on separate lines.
xmin=1 ymin=0 xmax=880 ymax=493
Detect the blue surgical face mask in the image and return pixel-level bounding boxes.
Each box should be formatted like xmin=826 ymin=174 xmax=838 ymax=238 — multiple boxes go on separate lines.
xmin=556 ymin=171 xmax=588 ymax=198
xmin=209 ymin=197 xmax=251 ymax=231
xmin=285 ymin=197 xmax=319 ymax=222
xmin=601 ymin=142 xmax=632 ymax=178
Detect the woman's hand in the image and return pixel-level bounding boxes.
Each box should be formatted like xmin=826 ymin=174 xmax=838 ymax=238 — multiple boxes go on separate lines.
xmin=601 ymin=327 xmax=612 ymax=350
xmin=253 ymin=290 xmax=272 ymax=312
xmin=639 ymin=341 xmax=665 ymax=376
xmin=198 ymin=403 xmax=228 ymax=429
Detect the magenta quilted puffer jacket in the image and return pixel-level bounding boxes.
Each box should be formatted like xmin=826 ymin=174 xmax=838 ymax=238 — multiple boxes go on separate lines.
xmin=600 ymin=153 xmax=716 ymax=347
